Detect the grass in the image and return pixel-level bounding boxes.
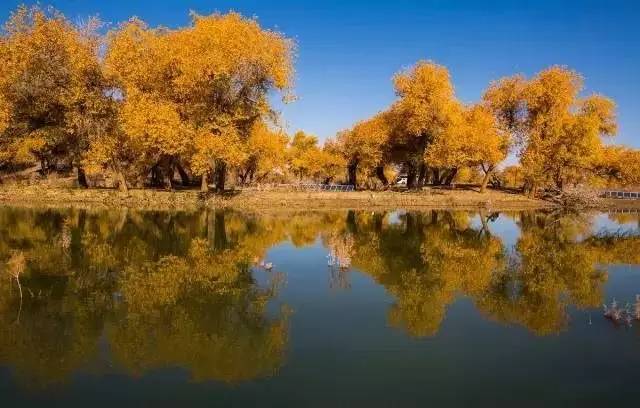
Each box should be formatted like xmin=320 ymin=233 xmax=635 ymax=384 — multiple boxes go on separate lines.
xmin=0 ymin=184 xmax=555 ymax=211
xmin=2 ymin=180 xmax=639 ymax=211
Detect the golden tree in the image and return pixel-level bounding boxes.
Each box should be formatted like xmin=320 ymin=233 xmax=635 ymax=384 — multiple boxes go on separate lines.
xmin=520 ymin=66 xmax=616 ymax=193
xmin=0 ymin=5 xmax=113 ymax=186
xmin=425 ymin=104 xmax=506 ymax=191
xmin=391 ymin=61 xmax=459 ymax=189
xmin=593 ymin=145 xmax=640 ymax=187
xmin=337 ymin=111 xmax=391 ymax=187
xmin=239 ymin=121 xmax=289 ymax=185
xmin=91 ymin=12 xmax=294 ymax=191
xmin=288 ymin=130 xmax=319 ymax=180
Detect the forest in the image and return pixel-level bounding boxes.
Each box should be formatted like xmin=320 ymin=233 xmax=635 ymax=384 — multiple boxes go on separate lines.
xmin=1 ymin=5 xmax=639 ymax=196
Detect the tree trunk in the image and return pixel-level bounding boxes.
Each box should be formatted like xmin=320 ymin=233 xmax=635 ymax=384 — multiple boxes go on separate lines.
xmin=214 ymin=211 xmax=228 ymax=250
xmin=430 ymin=210 xmax=439 ymax=224
xmin=77 ymin=166 xmax=88 ymax=188
xmin=201 ymin=172 xmax=209 ymax=193
xmin=405 ymin=212 xmax=416 ymax=234
xmin=444 ymin=167 xmax=458 ymax=186
xmin=432 ymin=168 xmax=441 ymax=186
xmin=117 ymin=171 xmax=128 ymax=193
xmin=238 ymin=169 xmax=248 ymax=185
xmin=373 ymin=212 xmax=384 ymax=232
xmin=150 ymin=164 xmax=162 ymax=187
xmin=375 ymin=165 xmax=388 ymax=187
xmin=347 ymin=160 xmax=358 ymax=187
xmin=417 ymin=163 xmax=427 ymax=188
xmin=479 ymin=166 xmax=493 ymax=193
xmin=115 ymin=170 xmax=129 ymax=193
xmin=162 ymin=167 xmax=173 ymax=191
xmin=163 ymin=158 xmax=176 ymax=190
xmin=406 ymin=164 xmax=418 ymax=190
xmin=215 ymin=161 xmax=226 ymax=192
xmin=478 ymin=209 xmax=490 ymax=237
xmin=175 ymin=162 xmax=191 ymax=186
xmin=346 ymin=210 xmax=358 ymax=234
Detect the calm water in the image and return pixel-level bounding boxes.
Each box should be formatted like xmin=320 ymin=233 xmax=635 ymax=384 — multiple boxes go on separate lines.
xmin=1 ymin=207 xmax=640 ymax=407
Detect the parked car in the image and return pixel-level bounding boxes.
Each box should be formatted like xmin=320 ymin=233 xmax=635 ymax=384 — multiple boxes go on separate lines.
xmin=395 ymin=176 xmax=408 ymax=186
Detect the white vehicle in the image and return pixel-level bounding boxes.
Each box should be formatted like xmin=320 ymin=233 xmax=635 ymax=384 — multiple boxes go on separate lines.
xmin=395 ymin=176 xmax=408 ymax=186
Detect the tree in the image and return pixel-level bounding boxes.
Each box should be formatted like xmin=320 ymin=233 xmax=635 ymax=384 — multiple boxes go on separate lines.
xmin=391 ymin=61 xmax=459 ymax=189
xmin=593 ymin=145 xmax=640 ymax=187
xmin=425 ymin=105 xmax=506 ymax=191
xmin=337 ymin=112 xmax=391 ymax=187
xmin=316 ymin=139 xmax=347 ymax=184
xmin=287 ymin=131 xmax=346 ymax=183
xmin=239 ymin=121 xmax=289 ymax=185
xmin=499 ymin=165 xmax=524 ymax=189
xmin=482 ymin=74 xmax=527 ymax=141
xmin=0 ymin=5 xmax=113 ymax=186
xmin=466 ymin=105 xmax=508 ymax=192
xmin=94 ymin=12 xmax=294 ymax=191
xmin=288 ymin=130 xmax=319 ymax=180
xmin=520 ymin=66 xmax=616 ymax=193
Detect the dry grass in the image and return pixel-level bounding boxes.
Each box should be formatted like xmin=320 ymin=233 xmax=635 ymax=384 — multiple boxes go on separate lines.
xmin=208 ymin=188 xmax=553 ymax=211
xmin=11 ymin=184 xmax=640 ymax=211
xmin=0 ymin=183 xmax=566 ymax=211
xmin=0 ymin=184 xmax=558 ymax=211
xmin=0 ymin=185 xmax=203 ymax=210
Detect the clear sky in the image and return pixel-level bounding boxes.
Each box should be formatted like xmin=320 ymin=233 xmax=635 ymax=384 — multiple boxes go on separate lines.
xmin=2 ymin=0 xmax=639 ymax=147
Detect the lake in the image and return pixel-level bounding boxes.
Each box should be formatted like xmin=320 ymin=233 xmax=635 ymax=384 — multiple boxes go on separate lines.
xmin=1 ymin=206 xmax=640 ymax=407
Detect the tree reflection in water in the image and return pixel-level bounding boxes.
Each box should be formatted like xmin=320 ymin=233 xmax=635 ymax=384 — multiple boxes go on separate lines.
xmin=0 ymin=208 xmax=292 ymax=387
xmin=0 ymin=207 xmax=639 ymax=387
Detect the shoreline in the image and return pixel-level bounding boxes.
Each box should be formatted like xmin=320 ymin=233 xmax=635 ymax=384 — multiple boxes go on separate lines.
xmin=0 ymin=185 xmax=636 ymax=212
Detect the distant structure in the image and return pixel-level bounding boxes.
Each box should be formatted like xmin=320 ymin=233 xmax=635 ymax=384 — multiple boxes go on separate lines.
xmin=602 ymin=189 xmax=640 ymax=199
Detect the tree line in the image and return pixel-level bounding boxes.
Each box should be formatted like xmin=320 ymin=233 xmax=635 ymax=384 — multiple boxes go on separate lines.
xmin=338 ymin=61 xmax=638 ymax=194
xmin=0 ymin=5 xmax=638 ymax=194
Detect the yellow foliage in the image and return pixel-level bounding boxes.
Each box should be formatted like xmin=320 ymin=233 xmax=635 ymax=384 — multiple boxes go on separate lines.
xmin=191 ymin=125 xmax=246 ymax=176
xmin=393 ymin=60 xmax=457 ymax=139
xmin=594 ymin=145 xmax=640 ymax=186
xmin=519 ymin=66 xmax=617 ymax=189
xmin=483 ymin=74 xmax=527 ymax=132
xmin=0 ymin=5 xmax=110 ymax=170
xmin=338 ymin=111 xmax=391 ymax=169
xmin=241 ymin=121 xmax=289 ymax=182
xmin=98 ymin=10 xmax=295 ymax=186
xmin=426 ymin=104 xmax=506 ymax=170
xmin=120 ymin=93 xmax=192 ymax=156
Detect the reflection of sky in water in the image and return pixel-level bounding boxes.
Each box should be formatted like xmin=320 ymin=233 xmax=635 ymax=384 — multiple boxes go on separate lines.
xmin=593 ymin=212 xmax=639 ymax=234
xmin=387 ymin=210 xmax=405 ymax=225
xmin=483 ymin=213 xmax=520 ymax=250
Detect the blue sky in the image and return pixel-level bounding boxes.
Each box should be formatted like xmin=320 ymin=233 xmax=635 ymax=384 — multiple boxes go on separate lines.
xmin=2 ymin=0 xmax=639 ymax=147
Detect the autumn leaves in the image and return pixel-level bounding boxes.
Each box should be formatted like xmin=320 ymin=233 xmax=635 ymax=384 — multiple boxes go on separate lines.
xmin=0 ymin=5 xmax=632 ymax=195
xmin=0 ymin=6 xmax=295 ymax=192
xmin=340 ymin=61 xmax=620 ymax=194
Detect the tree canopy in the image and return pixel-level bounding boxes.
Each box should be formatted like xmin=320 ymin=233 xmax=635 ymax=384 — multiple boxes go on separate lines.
xmin=0 ymin=5 xmax=636 ymax=195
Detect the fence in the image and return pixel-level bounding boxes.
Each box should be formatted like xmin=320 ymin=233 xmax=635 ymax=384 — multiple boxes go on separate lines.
xmin=602 ymin=191 xmax=640 ymax=200
xmin=251 ymin=183 xmax=355 ymax=192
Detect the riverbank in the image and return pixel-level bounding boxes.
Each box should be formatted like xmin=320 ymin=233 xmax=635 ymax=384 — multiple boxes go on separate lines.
xmin=2 ymin=185 xmax=640 ymax=212
xmin=0 ymin=185 xmax=557 ymax=211
xmin=210 ymin=189 xmax=554 ymax=211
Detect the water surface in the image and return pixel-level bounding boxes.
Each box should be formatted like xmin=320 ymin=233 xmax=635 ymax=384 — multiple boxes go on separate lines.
xmin=1 ymin=207 xmax=640 ymax=407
